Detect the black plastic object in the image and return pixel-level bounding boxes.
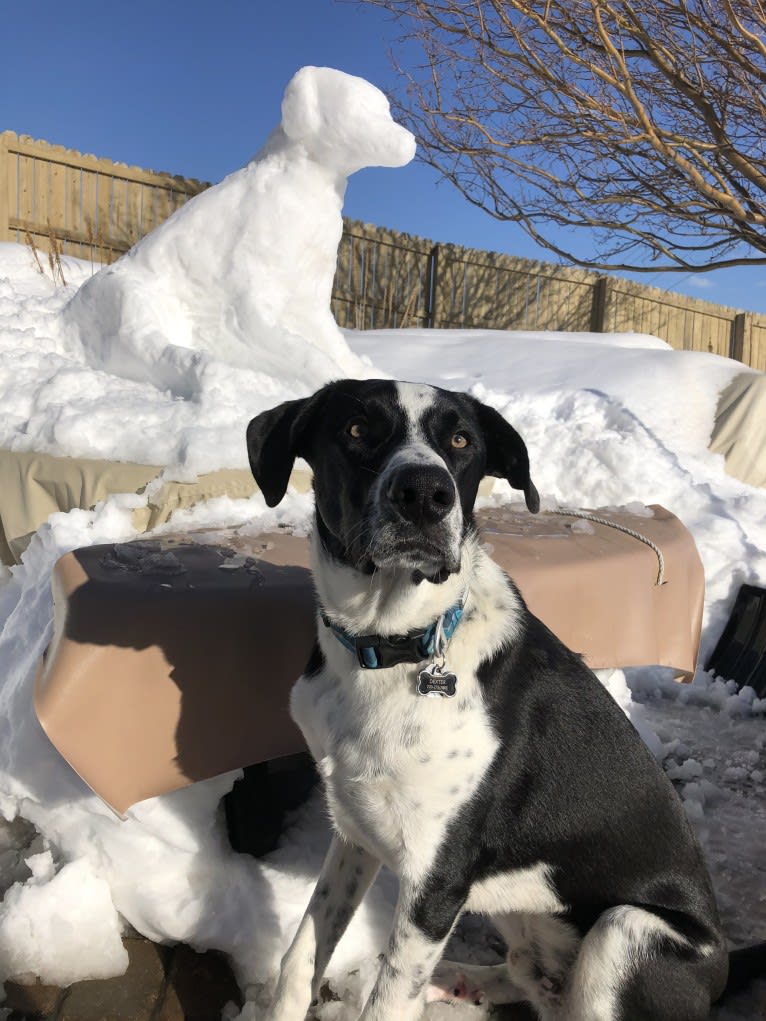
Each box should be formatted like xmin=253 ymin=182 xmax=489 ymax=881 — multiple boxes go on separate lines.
xmin=706 ymin=584 xmax=766 ymax=697
xmin=225 ymin=752 xmax=319 ymax=858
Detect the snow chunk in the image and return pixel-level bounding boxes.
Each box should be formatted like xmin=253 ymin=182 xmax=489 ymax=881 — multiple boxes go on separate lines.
xmin=667 ymin=758 xmax=704 ymax=781
xmin=0 ymin=858 xmax=127 ymax=985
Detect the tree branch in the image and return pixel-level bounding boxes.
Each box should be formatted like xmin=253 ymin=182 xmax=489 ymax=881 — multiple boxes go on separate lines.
xmin=360 ymin=0 xmax=766 ymax=272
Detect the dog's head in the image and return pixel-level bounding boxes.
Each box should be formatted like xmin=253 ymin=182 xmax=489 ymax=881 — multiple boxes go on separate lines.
xmin=280 ymin=67 xmax=416 ymax=175
xmin=247 ymin=380 xmax=538 ymax=580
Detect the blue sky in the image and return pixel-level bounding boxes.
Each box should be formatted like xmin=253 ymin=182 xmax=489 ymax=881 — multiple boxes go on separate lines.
xmin=3 ymin=0 xmax=765 ymax=314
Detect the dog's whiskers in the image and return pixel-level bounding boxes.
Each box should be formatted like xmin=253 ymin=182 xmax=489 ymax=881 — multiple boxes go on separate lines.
xmin=344 ymin=519 xmax=374 ymax=557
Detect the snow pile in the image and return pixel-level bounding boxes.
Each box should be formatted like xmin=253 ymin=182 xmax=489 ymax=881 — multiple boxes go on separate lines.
xmin=0 ymin=64 xmax=765 ymax=1020
xmin=61 ymin=67 xmax=413 ymax=402
xmin=349 ymin=326 xmax=750 ymax=463
xmin=0 ymin=855 xmax=126 ymax=986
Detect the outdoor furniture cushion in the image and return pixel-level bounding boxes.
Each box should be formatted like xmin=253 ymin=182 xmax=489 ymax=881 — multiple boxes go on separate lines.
xmin=0 ymin=447 xmax=311 ymax=565
xmin=709 ymin=370 xmax=766 ymax=489
xmin=34 ymin=504 xmax=703 ymax=815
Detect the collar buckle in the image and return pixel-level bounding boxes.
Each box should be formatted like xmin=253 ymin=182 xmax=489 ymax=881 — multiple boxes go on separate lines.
xmin=321 ymin=589 xmax=468 ymax=671
xmin=351 ymin=629 xmax=428 ymax=669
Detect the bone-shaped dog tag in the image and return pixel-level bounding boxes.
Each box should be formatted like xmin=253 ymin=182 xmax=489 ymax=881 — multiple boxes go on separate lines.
xmin=417 ymin=663 xmax=457 ymax=698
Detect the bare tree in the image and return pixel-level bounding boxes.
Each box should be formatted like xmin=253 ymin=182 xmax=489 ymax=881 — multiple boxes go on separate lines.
xmin=361 ymin=0 xmax=766 ymax=272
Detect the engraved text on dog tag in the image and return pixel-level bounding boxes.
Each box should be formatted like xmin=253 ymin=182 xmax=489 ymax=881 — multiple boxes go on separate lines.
xmin=417 ymin=664 xmax=458 ymax=698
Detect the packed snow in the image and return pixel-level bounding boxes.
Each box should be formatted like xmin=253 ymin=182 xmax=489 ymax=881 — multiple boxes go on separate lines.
xmin=1 ymin=65 xmax=765 ymax=1019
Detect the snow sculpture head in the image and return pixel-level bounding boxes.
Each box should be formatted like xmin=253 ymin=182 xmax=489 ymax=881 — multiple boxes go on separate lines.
xmin=280 ymin=66 xmax=416 ymax=175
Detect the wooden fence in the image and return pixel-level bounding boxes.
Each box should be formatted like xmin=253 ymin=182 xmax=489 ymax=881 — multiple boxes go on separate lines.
xmin=331 ymin=228 xmax=766 ymax=370
xmin=2 ymin=129 xmax=765 ymax=371
xmin=332 ymin=223 xmax=433 ymax=330
xmin=0 ymin=130 xmax=208 ymax=263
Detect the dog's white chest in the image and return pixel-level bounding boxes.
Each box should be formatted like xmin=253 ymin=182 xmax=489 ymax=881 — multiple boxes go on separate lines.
xmin=291 ymin=668 xmax=497 ymax=880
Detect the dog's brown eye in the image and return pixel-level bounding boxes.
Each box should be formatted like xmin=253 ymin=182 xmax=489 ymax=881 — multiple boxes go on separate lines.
xmin=346 ymin=418 xmax=368 ymax=439
xmin=451 ymin=432 xmax=469 ymax=449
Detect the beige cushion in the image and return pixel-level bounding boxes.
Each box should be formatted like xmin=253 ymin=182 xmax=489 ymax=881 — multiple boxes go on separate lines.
xmin=709 ymin=371 xmax=766 ymax=489
xmin=0 ymin=447 xmax=310 ymax=563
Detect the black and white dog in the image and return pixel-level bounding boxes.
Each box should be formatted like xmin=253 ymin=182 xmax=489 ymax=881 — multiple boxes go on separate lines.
xmin=247 ymin=378 xmax=762 ymax=1021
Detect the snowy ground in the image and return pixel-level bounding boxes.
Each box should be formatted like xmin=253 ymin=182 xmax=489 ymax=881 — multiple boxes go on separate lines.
xmin=1 ymin=65 xmax=766 ymax=1020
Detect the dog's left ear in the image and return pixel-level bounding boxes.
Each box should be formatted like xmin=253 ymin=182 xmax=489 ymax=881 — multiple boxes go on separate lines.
xmin=246 ymin=395 xmax=317 ymax=507
xmin=472 ymin=400 xmax=540 ymax=513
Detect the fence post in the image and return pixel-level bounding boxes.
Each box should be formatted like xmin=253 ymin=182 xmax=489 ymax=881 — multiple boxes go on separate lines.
xmin=730 ymin=312 xmax=752 ymax=364
xmin=590 ymin=275 xmax=609 ymax=332
xmin=0 ymin=133 xmax=10 ymax=244
xmin=425 ymin=244 xmax=440 ymax=328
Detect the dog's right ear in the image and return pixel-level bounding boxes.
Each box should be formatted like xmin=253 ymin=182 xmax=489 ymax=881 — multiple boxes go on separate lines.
xmin=469 ymin=398 xmax=540 ymax=514
xmin=246 ymin=396 xmax=314 ymax=507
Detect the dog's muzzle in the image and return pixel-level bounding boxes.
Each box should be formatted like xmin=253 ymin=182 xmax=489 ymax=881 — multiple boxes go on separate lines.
xmin=367 ymin=461 xmax=462 ymax=575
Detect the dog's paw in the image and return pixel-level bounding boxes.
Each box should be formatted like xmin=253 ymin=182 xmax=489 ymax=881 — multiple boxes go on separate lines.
xmin=426 ymin=969 xmax=485 ymax=1007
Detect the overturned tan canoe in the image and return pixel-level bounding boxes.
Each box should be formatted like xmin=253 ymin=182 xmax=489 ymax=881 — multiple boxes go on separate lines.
xmin=34 ymin=505 xmax=703 ymax=815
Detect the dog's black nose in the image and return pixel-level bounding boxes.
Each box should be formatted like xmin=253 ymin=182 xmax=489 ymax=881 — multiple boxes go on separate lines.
xmin=386 ymin=464 xmax=456 ymax=525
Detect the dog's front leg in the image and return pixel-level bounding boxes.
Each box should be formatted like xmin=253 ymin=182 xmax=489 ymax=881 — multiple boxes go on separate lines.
xmin=266 ymin=835 xmax=380 ymax=1021
xmin=360 ymin=879 xmax=466 ymax=1021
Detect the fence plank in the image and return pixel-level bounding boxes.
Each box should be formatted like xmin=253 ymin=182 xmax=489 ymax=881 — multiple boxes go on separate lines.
xmin=63 ymin=164 xmax=82 ymax=251
xmin=17 ymin=155 xmax=36 ymax=237
xmin=47 ymin=159 xmax=67 ymax=238
xmin=34 ymin=159 xmax=51 ymax=237
xmin=590 ymin=276 xmax=608 ymax=331
xmin=98 ymin=175 xmax=117 ymax=257
xmin=81 ymin=169 xmax=100 ymax=257
xmin=0 ymin=134 xmax=9 ymax=243
xmin=751 ymin=319 xmax=766 ymax=371
xmin=125 ymin=178 xmax=143 ymax=248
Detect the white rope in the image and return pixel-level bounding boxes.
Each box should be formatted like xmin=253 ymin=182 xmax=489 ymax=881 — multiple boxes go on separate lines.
xmin=553 ymin=509 xmax=666 ymax=586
